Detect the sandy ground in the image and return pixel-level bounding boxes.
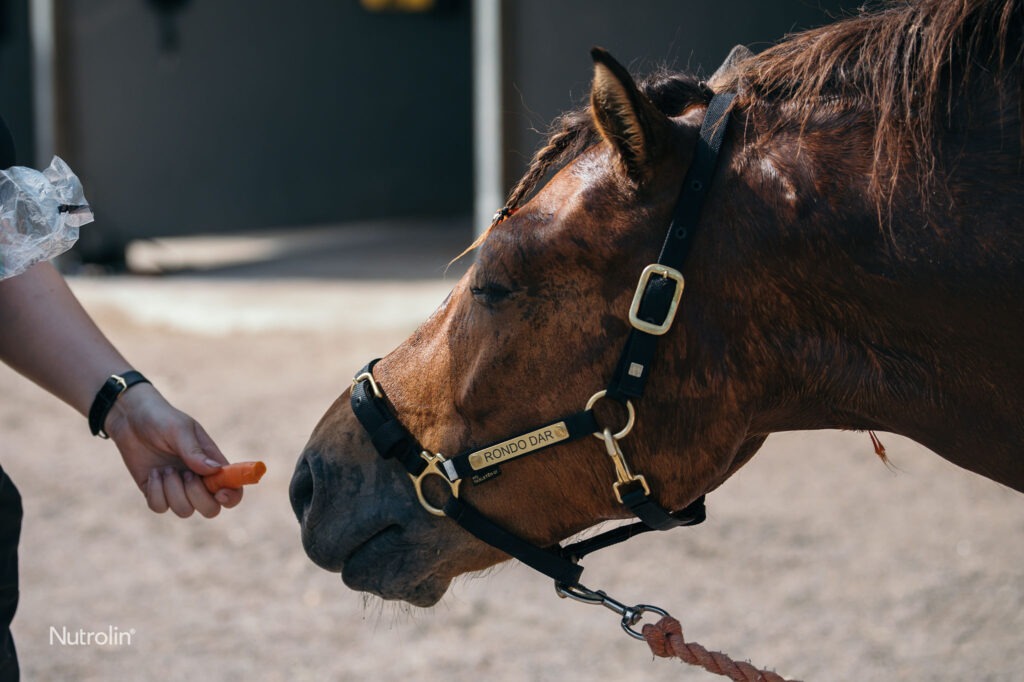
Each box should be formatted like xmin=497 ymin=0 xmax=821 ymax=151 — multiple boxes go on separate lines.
xmin=1 ymin=230 xmax=1022 ymax=681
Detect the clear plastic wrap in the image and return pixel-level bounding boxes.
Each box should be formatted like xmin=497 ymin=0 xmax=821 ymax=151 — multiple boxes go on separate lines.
xmin=0 ymin=156 xmax=94 ymax=280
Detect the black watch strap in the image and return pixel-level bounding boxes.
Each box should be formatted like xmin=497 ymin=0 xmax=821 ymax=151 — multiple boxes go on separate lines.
xmin=88 ymin=371 xmax=150 ymax=438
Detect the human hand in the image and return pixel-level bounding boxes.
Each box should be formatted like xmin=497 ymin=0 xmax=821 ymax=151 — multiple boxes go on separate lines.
xmin=103 ymin=383 xmax=243 ymax=518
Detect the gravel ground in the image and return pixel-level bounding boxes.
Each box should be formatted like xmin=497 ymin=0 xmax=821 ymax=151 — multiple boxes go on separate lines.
xmin=1 ymin=268 xmax=1021 ymax=682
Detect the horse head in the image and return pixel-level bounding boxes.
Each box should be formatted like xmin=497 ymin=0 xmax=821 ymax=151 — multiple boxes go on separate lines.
xmin=290 ymin=49 xmax=779 ymax=606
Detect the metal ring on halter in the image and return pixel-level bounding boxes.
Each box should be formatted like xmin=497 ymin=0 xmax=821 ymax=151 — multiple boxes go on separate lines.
xmin=409 ymin=451 xmax=460 ymax=517
xmin=585 ymin=390 xmax=635 ymax=440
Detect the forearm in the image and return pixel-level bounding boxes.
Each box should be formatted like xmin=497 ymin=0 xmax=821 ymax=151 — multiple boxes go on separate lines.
xmin=0 ymin=261 xmax=129 ymax=416
xmin=0 ymin=261 xmax=243 ymax=516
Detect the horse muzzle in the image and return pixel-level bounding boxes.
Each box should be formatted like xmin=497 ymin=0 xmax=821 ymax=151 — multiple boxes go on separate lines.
xmin=289 ymin=433 xmax=457 ymax=606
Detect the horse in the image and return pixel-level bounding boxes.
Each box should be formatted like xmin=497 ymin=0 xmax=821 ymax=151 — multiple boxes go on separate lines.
xmin=290 ymin=0 xmax=1024 ymax=609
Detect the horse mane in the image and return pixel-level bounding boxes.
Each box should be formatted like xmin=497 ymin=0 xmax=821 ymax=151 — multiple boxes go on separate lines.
xmin=487 ymin=0 xmax=1023 ymax=241
xmin=726 ymin=0 xmax=1024 ymax=216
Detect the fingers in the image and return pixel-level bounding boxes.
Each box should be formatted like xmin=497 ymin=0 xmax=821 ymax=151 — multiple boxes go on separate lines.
xmin=146 ymin=469 xmax=169 ymax=514
xmin=215 ymin=487 xmax=243 ymax=509
xmin=195 ymin=424 xmax=228 ymax=466
xmin=145 ymin=468 xmax=235 ymax=518
xmin=176 ymin=419 xmax=241 ymax=509
xmin=182 ymin=470 xmax=221 ymax=518
xmin=160 ymin=467 xmax=194 ymax=518
xmin=173 ymin=421 xmax=226 ymax=476
xmin=137 ymin=416 xmax=241 ymax=518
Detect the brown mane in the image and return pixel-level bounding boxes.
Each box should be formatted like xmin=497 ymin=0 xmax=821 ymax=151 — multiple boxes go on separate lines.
xmin=498 ymin=0 xmax=1023 ymax=230
xmin=728 ymin=0 xmax=1023 ymax=217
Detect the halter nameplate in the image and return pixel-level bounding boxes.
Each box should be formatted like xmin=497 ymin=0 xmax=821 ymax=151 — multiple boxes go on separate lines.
xmin=467 ymin=422 xmax=570 ymax=470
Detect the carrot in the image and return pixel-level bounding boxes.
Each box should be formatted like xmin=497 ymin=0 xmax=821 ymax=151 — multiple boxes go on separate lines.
xmin=203 ymin=461 xmax=266 ymax=493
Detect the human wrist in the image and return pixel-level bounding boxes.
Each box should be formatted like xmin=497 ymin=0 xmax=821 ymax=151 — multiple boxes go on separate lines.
xmin=88 ymin=371 xmax=151 ymax=438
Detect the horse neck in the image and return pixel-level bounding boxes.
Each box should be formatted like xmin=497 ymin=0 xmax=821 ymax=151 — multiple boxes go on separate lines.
xmin=695 ymin=118 xmax=1024 ymax=491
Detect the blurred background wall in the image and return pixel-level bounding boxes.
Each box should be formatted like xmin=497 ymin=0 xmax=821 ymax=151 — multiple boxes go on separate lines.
xmin=0 ymin=0 xmax=860 ymax=265
xmin=52 ymin=0 xmax=473 ymax=261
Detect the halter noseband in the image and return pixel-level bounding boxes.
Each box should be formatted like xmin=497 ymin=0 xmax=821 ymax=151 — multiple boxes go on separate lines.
xmin=350 ymin=92 xmax=735 ymax=603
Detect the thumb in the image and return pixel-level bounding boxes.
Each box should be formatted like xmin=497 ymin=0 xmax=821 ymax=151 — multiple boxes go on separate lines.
xmin=174 ymin=421 xmax=224 ymax=476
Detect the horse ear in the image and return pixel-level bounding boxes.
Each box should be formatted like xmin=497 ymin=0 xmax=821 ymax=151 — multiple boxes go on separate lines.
xmin=708 ymin=44 xmax=753 ymax=91
xmin=590 ymin=47 xmax=671 ymax=181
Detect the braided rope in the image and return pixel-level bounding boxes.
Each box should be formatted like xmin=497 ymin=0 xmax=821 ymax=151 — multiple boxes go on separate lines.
xmin=642 ymin=615 xmax=801 ymax=682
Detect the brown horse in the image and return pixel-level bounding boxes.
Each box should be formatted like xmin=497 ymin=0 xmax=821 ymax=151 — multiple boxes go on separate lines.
xmin=291 ymin=0 xmax=1024 ymax=608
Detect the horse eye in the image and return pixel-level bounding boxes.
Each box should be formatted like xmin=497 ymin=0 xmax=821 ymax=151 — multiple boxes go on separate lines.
xmin=470 ymin=282 xmax=514 ymax=305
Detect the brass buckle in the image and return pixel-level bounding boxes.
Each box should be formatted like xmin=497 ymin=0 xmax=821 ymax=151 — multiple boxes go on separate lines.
xmin=613 ymin=477 xmax=651 ymax=504
xmin=628 ymin=264 xmax=684 ymax=336
xmin=410 ymin=451 xmax=461 ymax=517
xmin=600 ymin=428 xmax=650 ymax=504
xmin=111 ymin=374 xmax=128 ymax=392
xmin=352 ymin=371 xmax=383 ymax=399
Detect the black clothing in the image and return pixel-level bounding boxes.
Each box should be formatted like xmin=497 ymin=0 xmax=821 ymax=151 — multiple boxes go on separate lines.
xmin=0 ymin=114 xmax=15 ymax=168
xmin=0 ymin=112 xmax=21 ymax=681
xmin=0 ymin=467 xmax=21 ymax=682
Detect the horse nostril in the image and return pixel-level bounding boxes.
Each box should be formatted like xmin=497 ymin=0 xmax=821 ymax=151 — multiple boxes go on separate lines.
xmin=289 ymin=455 xmax=315 ymax=523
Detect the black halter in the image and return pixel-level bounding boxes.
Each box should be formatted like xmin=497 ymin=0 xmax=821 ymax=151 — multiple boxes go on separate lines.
xmin=351 ymin=92 xmax=735 ymax=597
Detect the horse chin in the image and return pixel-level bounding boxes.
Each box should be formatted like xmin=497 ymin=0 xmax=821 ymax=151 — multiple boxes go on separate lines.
xmin=342 ymin=569 xmax=450 ymax=608
xmin=333 ymin=524 xmax=451 ymax=607
xmin=297 ymin=522 xmax=451 ymax=607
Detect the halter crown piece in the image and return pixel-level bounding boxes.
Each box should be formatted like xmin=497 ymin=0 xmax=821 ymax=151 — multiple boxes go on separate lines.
xmin=351 ymin=92 xmax=735 ymax=637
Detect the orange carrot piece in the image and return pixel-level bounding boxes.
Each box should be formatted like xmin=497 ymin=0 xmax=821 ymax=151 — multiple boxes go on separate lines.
xmin=203 ymin=461 xmax=267 ymax=493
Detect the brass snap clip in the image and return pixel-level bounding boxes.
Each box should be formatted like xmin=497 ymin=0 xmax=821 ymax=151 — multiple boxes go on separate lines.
xmin=599 ymin=428 xmax=650 ymax=504
xmin=585 ymin=390 xmax=646 ymax=503
xmin=410 ymin=451 xmax=461 ymax=517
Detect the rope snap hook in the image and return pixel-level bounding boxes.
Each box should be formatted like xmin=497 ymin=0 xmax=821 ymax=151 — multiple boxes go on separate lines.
xmin=555 ymin=581 xmax=668 ymax=640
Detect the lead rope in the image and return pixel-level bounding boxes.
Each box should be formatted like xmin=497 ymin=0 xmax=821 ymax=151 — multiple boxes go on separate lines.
xmin=642 ymin=614 xmax=802 ymax=682
xmin=556 ymin=583 xmax=800 ymax=681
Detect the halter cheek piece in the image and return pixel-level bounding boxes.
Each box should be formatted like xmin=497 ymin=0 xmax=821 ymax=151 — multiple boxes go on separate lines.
xmin=350 ymin=93 xmax=735 ymax=631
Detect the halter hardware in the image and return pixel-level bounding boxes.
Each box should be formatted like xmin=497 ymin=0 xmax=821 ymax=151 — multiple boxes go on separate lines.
xmin=409 ymin=451 xmax=460 ymax=517
xmin=585 ymin=389 xmax=635 ymax=440
xmin=628 ymin=264 xmax=685 ymax=335
xmin=352 ymin=371 xmax=383 ymax=399
xmin=600 ymin=428 xmax=650 ymax=504
xmin=586 ymin=390 xmax=648 ymax=505
xmin=555 ymin=582 xmax=669 ymax=640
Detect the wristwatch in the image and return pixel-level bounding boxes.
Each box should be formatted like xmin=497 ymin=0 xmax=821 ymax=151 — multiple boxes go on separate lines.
xmin=88 ymin=371 xmax=150 ymax=438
